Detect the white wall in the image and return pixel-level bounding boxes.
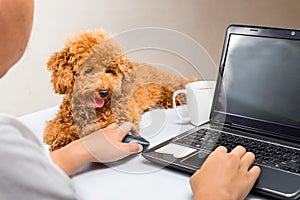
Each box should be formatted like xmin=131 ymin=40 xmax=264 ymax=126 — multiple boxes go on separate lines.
xmin=1 ymin=0 xmax=300 ymax=116
xmin=0 ymin=0 xmax=206 ymax=116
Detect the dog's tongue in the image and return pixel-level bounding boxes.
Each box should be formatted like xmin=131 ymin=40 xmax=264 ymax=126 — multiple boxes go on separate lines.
xmin=94 ymin=98 xmax=105 ymax=108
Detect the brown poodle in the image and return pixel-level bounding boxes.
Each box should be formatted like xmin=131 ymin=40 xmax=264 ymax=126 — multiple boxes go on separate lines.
xmin=44 ymin=30 xmax=194 ymax=151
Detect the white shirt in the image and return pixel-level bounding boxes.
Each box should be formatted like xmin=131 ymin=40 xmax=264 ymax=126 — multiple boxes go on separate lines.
xmin=0 ymin=113 xmax=79 ymax=200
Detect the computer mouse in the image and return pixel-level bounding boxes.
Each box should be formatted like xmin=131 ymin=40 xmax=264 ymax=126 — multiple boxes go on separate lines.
xmin=122 ymin=135 xmax=150 ymax=151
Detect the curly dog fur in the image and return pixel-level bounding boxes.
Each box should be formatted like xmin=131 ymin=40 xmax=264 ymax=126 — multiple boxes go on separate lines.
xmin=44 ymin=30 xmax=194 ymax=151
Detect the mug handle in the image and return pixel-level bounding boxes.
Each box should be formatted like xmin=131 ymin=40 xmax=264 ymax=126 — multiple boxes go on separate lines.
xmin=173 ymin=89 xmax=190 ymax=122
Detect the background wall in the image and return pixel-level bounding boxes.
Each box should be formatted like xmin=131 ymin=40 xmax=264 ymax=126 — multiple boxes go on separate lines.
xmin=1 ymin=0 xmax=300 ymax=116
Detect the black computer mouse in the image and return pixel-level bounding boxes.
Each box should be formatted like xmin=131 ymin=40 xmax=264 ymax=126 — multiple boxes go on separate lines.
xmin=122 ymin=135 xmax=150 ymax=151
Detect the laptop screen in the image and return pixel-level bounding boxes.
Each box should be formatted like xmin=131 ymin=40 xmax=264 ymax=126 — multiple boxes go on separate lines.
xmin=211 ymin=25 xmax=300 ymax=141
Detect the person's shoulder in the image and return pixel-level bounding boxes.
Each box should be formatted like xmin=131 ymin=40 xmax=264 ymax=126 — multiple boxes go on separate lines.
xmin=0 ymin=113 xmax=18 ymax=124
xmin=0 ymin=113 xmax=41 ymax=146
xmin=0 ymin=113 xmax=27 ymax=129
xmin=0 ymin=113 xmax=79 ymax=200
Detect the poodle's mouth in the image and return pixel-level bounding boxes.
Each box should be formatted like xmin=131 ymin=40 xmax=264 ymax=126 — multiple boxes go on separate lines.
xmin=94 ymin=88 xmax=110 ymax=108
xmin=94 ymin=98 xmax=105 ymax=108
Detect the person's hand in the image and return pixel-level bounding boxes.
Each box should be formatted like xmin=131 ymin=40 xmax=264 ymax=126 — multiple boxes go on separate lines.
xmin=80 ymin=122 xmax=143 ymax=163
xmin=50 ymin=122 xmax=143 ymax=176
xmin=190 ymin=146 xmax=261 ymax=200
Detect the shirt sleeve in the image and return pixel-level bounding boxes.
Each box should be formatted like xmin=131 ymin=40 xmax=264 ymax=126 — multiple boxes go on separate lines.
xmin=0 ymin=114 xmax=79 ymax=200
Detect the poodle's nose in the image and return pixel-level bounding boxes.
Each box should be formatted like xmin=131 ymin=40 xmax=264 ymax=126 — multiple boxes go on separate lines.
xmin=98 ymin=89 xmax=109 ymax=97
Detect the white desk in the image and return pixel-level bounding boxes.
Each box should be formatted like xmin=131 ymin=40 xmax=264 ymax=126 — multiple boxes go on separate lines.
xmin=19 ymin=106 xmax=267 ymax=200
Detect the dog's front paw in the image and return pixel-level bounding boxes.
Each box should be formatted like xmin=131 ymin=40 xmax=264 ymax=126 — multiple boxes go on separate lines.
xmin=48 ymin=132 xmax=79 ymax=151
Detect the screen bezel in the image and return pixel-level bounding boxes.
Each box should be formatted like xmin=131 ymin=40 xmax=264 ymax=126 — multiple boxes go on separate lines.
xmin=210 ymin=25 xmax=300 ymax=142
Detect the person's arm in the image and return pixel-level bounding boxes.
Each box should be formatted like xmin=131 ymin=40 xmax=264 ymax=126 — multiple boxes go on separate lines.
xmin=190 ymin=146 xmax=261 ymax=200
xmin=50 ymin=139 xmax=93 ymax=176
xmin=50 ymin=122 xmax=143 ymax=176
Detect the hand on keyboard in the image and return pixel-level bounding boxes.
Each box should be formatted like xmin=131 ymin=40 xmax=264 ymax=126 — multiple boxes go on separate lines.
xmin=190 ymin=146 xmax=261 ymax=200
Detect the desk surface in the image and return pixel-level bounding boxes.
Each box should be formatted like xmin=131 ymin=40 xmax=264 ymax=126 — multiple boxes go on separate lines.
xmin=19 ymin=106 xmax=267 ymax=200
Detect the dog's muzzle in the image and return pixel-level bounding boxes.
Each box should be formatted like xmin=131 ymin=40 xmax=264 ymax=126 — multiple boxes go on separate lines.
xmin=94 ymin=89 xmax=109 ymax=108
xmin=98 ymin=89 xmax=109 ymax=98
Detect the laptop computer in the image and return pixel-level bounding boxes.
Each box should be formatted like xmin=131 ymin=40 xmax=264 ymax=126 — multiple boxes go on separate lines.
xmin=142 ymin=24 xmax=300 ymax=200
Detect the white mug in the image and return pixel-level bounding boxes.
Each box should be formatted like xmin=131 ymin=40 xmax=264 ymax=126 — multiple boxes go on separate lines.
xmin=172 ymin=81 xmax=215 ymax=126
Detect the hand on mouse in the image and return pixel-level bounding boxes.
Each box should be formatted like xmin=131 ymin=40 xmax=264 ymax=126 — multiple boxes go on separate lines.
xmin=80 ymin=122 xmax=143 ymax=163
xmin=50 ymin=122 xmax=143 ymax=175
xmin=189 ymin=146 xmax=261 ymax=200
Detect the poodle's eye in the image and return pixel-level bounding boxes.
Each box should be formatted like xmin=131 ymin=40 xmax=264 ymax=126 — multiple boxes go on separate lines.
xmin=105 ymin=69 xmax=117 ymax=75
xmin=84 ymin=67 xmax=94 ymax=74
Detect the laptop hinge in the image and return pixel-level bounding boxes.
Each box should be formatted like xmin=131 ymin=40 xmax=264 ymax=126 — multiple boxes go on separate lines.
xmin=231 ymin=123 xmax=255 ymax=132
xmin=230 ymin=122 xmax=274 ymax=136
xmin=218 ymin=122 xmax=300 ymax=148
xmin=211 ymin=121 xmax=271 ymax=136
xmin=211 ymin=121 xmax=233 ymax=130
xmin=215 ymin=121 xmax=266 ymax=135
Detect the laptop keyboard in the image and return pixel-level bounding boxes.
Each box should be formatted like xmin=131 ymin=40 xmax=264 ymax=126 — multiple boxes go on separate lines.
xmin=174 ymin=128 xmax=300 ymax=174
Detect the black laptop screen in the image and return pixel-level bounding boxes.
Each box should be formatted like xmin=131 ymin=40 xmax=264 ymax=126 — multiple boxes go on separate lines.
xmin=213 ymin=33 xmax=300 ymax=140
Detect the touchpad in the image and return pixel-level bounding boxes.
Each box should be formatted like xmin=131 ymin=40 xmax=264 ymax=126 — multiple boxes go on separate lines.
xmin=181 ymin=151 xmax=210 ymax=169
xmin=154 ymin=143 xmax=197 ymax=158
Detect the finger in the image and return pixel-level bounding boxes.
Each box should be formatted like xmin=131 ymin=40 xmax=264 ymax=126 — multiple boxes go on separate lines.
xmin=129 ymin=124 xmax=139 ymax=135
xmin=119 ymin=122 xmax=139 ymax=136
xmin=214 ymin=146 xmax=228 ymax=154
xmin=248 ymin=165 xmax=261 ymax=184
xmin=241 ymin=152 xmax=256 ymax=170
xmin=121 ymin=142 xmax=143 ymax=153
xmin=230 ymin=145 xmax=247 ymax=158
xmin=116 ymin=143 xmax=143 ymax=161
xmin=106 ymin=123 xmax=119 ymax=129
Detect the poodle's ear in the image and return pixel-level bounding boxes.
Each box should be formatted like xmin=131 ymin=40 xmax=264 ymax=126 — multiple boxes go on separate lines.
xmin=47 ymin=51 xmax=74 ymax=94
xmin=118 ymin=60 xmax=138 ymax=74
xmin=109 ymin=56 xmax=139 ymax=77
xmin=118 ymin=60 xmax=140 ymax=81
xmin=47 ymin=30 xmax=109 ymax=94
xmin=91 ymin=39 xmax=135 ymax=78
